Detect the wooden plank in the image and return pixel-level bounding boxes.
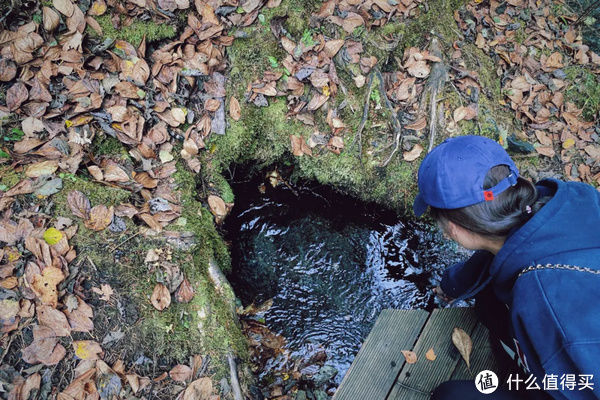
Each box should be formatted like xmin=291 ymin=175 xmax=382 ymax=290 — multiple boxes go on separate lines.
xmin=387 ymin=308 xmax=479 ymax=400
xmin=451 ymin=322 xmax=512 ymax=381
xmin=333 ymin=309 xmax=429 ymax=400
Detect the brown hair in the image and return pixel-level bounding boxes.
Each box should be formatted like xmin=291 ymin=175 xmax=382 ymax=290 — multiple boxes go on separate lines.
xmin=430 ymin=165 xmax=548 ymax=238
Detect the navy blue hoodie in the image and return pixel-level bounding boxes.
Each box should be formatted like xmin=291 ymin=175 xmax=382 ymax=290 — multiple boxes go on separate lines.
xmin=440 ymin=179 xmax=600 ymax=399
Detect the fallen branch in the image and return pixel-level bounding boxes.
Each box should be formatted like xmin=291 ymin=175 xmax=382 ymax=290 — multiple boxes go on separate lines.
xmin=227 ymin=353 xmax=244 ymax=400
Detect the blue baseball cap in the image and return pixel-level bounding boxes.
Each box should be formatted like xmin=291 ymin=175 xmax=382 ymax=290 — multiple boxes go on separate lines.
xmin=413 ymin=135 xmax=519 ymax=216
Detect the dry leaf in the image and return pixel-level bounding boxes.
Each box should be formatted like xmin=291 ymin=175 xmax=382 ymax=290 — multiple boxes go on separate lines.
xmin=38 ymin=305 xmax=71 ymax=336
xmin=170 ymin=364 xmax=192 ymax=382
xmin=73 ymin=340 xmax=103 ymax=360
xmin=43 ymin=7 xmax=60 ymax=31
xmin=53 ymin=0 xmax=75 ymax=17
xmin=183 ymin=377 xmax=213 ymax=400
xmin=425 ymin=347 xmax=437 ymax=361
xmin=403 ymin=144 xmax=423 ymax=162
xmin=207 ymin=195 xmax=227 ymax=219
xmin=7 ymin=81 xmax=28 ymax=111
xmin=92 ymin=284 xmax=114 ymax=302
xmin=175 ymin=278 xmax=195 ymax=303
xmin=32 ymin=267 xmax=65 ymax=307
xmin=452 ymin=327 xmax=472 ymax=369
xmin=407 ymin=61 xmax=430 ymax=78
xmin=84 ymin=205 xmax=114 ymax=231
xmin=67 ymin=191 xmax=91 ymax=219
xmin=104 ymin=163 xmax=129 ymax=183
xmin=401 ymin=350 xmax=417 ymax=364
xmin=25 ymin=160 xmax=58 ymax=178
xmin=535 ymin=146 xmax=555 ymax=158
xmin=151 ymin=283 xmax=171 ymax=311
xmin=229 ymin=96 xmax=241 ymax=121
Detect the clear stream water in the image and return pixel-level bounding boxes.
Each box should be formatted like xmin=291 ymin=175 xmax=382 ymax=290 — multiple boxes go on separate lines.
xmin=225 ymin=177 xmax=469 ymax=384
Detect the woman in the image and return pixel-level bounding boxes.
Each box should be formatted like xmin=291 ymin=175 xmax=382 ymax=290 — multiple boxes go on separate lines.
xmin=413 ymin=135 xmax=600 ymax=400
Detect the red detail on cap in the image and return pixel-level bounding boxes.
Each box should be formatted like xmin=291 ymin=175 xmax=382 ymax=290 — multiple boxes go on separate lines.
xmin=484 ymin=191 xmax=494 ymax=201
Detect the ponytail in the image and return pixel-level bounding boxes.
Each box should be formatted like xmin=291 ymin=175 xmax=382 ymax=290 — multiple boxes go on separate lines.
xmin=430 ymin=165 xmax=549 ymax=238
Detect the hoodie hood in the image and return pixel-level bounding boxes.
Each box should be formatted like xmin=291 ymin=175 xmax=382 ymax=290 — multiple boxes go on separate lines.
xmin=490 ymin=178 xmax=600 ymax=304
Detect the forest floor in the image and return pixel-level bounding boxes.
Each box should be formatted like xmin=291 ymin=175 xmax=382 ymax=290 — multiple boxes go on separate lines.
xmin=0 ymin=0 xmax=599 ymax=399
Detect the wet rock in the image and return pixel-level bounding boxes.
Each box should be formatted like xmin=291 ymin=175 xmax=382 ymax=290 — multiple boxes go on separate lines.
xmin=314 ymin=390 xmax=328 ymax=400
xmin=295 ymin=390 xmax=307 ymax=400
xmin=313 ymin=365 xmax=337 ymax=387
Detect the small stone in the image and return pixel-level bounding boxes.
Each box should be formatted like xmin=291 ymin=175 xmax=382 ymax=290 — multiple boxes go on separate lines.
xmin=552 ymin=69 xmax=566 ymax=80
xmin=313 ymin=365 xmax=338 ymax=387
xmin=295 ymin=390 xmax=307 ymax=400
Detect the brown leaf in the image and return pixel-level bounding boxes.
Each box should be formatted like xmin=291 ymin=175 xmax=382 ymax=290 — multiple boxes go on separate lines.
xmin=25 ymin=160 xmax=58 ymax=178
xmin=43 ymin=7 xmax=60 ymax=31
xmin=324 ymin=39 xmax=344 ymax=58
xmin=169 ymin=364 xmax=192 ymax=382
xmin=183 ymin=377 xmax=213 ymax=400
xmin=535 ymin=146 xmax=555 ymax=158
xmin=229 ymin=96 xmax=241 ymax=121
xmin=134 ymin=172 xmax=158 ymax=189
xmin=67 ymin=190 xmax=91 ymax=219
xmin=175 ymin=278 xmax=195 ymax=303
xmin=32 ymin=267 xmax=65 ymax=307
xmin=403 ymin=144 xmax=423 ymax=162
xmin=425 ymin=347 xmax=437 ymax=361
xmin=205 ymin=98 xmax=221 ymax=112
xmin=404 ymin=117 xmax=426 ymax=131
xmin=92 ymin=284 xmax=114 ymax=302
xmin=452 ymin=327 xmax=472 ymax=369
xmin=7 ymin=82 xmax=29 ymax=111
xmin=151 ymin=283 xmax=171 ymax=311
xmin=38 ymin=305 xmax=71 ymax=336
xmin=84 ymin=205 xmax=114 ymax=231
xmin=64 ymin=297 xmax=94 ymax=332
xmin=0 ymin=58 xmax=17 ymax=82
xmin=544 ymin=52 xmax=563 ymax=70
xmin=407 ymin=61 xmax=430 ymax=78
xmin=341 ymin=12 xmax=364 ymax=33
xmin=53 ymin=0 xmax=75 ymax=17
xmin=73 ymin=340 xmax=103 ymax=360
xmin=453 ymin=106 xmax=477 ymax=122
xmin=104 ymin=163 xmax=129 ymax=182
xmin=401 ymin=350 xmax=417 ymax=364
xmin=88 ymin=0 xmax=107 ymax=15
xmin=307 ymin=92 xmax=328 ymax=111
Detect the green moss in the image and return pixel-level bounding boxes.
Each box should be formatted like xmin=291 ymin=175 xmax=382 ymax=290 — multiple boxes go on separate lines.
xmin=564 ymin=66 xmax=600 ymax=121
xmin=91 ymin=134 xmax=131 ymax=159
xmin=0 ymin=167 xmax=23 ymax=189
xmin=89 ymin=15 xmax=176 ymax=47
xmin=210 ymin=98 xmax=304 ymax=171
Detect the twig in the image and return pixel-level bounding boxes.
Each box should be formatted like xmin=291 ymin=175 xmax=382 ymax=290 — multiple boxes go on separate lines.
xmin=108 ymin=232 xmax=141 ymax=252
xmin=227 ymin=354 xmax=244 ymax=400
xmin=354 ymin=72 xmax=376 ymax=159
xmin=426 ymin=38 xmax=448 ymax=153
xmin=573 ymin=0 xmax=600 ymax=26
xmin=0 ymin=333 xmax=15 ymax=364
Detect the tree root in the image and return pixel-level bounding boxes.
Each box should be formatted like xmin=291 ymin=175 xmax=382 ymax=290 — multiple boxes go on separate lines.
xmin=354 ymin=72 xmax=376 ymax=160
xmin=421 ymin=37 xmax=448 ymax=153
xmin=377 ymin=68 xmax=404 ymax=167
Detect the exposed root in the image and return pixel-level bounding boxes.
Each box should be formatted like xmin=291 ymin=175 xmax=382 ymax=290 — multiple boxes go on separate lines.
xmin=377 ymin=68 xmax=403 ymax=167
xmin=422 ymin=37 xmax=448 ymax=153
xmin=354 ymin=71 xmax=376 ymax=160
xmin=227 ymin=353 xmax=244 ymax=400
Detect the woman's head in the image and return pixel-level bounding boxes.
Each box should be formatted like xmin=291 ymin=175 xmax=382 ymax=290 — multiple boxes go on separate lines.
xmin=414 ymin=136 xmax=539 ymax=248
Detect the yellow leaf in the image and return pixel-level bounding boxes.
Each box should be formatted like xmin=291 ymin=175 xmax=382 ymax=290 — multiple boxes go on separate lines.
xmin=43 ymin=227 xmax=63 ymax=245
xmin=65 ymin=119 xmax=73 ymax=128
xmin=562 ymin=138 xmax=575 ymax=149
xmin=425 ymin=347 xmax=437 ymax=361
xmin=74 ymin=341 xmax=90 ymax=359
xmin=322 ymin=85 xmax=330 ymax=97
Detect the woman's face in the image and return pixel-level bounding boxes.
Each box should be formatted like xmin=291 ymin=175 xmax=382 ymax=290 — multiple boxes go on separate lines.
xmin=438 ymin=219 xmax=484 ymax=251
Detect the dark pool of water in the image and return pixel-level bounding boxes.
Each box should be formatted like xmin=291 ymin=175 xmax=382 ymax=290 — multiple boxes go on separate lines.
xmin=224 ymin=175 xmax=469 ymax=384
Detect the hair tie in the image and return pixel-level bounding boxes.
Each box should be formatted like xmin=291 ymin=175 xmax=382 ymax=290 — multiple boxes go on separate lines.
xmin=525 ymin=205 xmax=532 ymax=214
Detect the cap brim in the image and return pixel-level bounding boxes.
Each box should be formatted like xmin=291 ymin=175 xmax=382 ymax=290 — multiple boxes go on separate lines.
xmin=413 ymin=193 xmax=429 ymax=217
